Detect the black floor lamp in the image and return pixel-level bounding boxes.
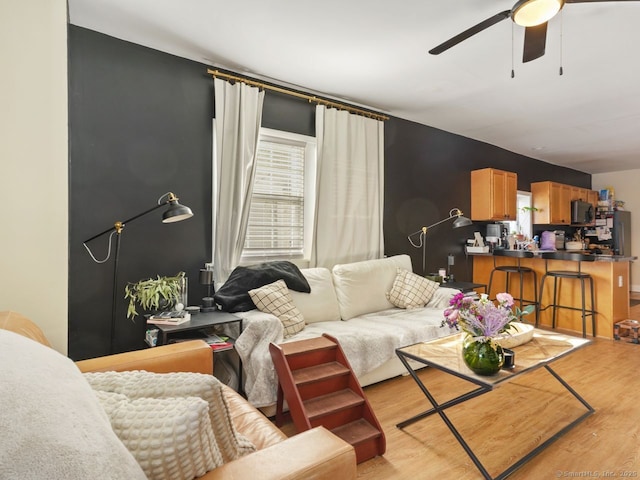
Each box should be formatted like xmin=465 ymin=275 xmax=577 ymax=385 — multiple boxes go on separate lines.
xmin=407 ymin=207 xmax=472 ymax=276
xmin=83 ymin=192 xmax=194 ymax=353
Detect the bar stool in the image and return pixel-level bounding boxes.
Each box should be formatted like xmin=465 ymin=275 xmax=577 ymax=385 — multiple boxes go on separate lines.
xmin=487 ymin=250 xmax=539 ymax=323
xmin=538 ymin=252 xmax=596 ymax=338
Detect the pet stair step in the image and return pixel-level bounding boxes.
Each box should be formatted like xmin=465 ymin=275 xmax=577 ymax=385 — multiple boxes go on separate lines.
xmin=281 ymin=336 xmax=338 ymax=370
xmin=331 ymin=418 xmax=381 ymax=446
xmin=304 ymin=389 xmax=364 ymax=421
xmin=332 ymin=418 xmax=384 ymax=463
xmin=292 ymin=361 xmax=350 ymax=386
xmin=280 ymin=335 xmax=336 ymax=356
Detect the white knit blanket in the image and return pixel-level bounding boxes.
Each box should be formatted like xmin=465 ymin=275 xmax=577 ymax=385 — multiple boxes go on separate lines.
xmin=236 ymin=302 xmax=455 ymax=407
xmin=84 ymin=371 xmax=255 ymax=480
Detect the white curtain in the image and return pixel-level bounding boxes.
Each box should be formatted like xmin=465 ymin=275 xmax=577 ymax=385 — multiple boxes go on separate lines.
xmin=310 ymin=106 xmax=384 ymax=268
xmin=212 ymin=78 xmax=265 ymax=284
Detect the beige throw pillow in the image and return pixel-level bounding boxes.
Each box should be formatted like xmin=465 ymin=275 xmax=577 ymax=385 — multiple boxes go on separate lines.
xmin=249 ymin=279 xmax=305 ymax=338
xmin=386 ymin=268 xmax=439 ymax=309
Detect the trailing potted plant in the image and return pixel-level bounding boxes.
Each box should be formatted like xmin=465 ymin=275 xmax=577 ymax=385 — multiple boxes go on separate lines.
xmin=124 ymin=272 xmax=186 ymax=319
xmin=520 ymin=206 xmax=539 ymax=213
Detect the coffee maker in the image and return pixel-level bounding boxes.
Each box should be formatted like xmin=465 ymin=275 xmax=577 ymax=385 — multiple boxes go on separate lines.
xmin=486 ymin=223 xmax=509 ymax=250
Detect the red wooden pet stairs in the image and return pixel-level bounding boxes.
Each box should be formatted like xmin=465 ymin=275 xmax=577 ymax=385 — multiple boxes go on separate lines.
xmin=269 ymin=333 xmax=386 ymax=463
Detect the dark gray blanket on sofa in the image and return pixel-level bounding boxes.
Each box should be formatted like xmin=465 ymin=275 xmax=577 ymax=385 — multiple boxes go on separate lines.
xmin=213 ymin=261 xmax=311 ymax=312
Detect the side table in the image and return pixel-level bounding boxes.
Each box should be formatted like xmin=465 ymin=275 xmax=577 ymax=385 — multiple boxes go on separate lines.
xmin=442 ymin=280 xmax=487 ymax=294
xmin=150 ymin=310 xmax=244 ymax=392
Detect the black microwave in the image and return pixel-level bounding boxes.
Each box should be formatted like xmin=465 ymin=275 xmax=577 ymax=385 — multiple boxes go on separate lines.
xmin=571 ymin=200 xmax=594 ymax=224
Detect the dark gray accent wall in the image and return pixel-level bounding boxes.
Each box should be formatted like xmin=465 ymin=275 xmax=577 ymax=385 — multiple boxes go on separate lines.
xmin=384 ymin=117 xmax=590 ymax=280
xmin=68 ymin=26 xmax=590 ymax=360
xmin=68 ymin=27 xmax=213 ymax=359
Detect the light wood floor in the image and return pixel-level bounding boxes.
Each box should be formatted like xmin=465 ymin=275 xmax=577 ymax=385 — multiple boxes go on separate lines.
xmin=281 ymin=296 xmax=640 ymax=479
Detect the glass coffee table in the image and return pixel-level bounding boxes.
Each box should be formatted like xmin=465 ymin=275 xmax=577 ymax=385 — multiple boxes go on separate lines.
xmin=396 ymin=329 xmax=593 ymax=480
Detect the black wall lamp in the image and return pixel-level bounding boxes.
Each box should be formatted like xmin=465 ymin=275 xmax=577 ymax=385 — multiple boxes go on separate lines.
xmin=407 ymin=207 xmax=472 ymax=276
xmin=83 ymin=192 xmax=194 ymax=353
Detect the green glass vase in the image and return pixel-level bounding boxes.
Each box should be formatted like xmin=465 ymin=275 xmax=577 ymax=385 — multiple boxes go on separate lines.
xmin=462 ymin=335 xmax=505 ymax=375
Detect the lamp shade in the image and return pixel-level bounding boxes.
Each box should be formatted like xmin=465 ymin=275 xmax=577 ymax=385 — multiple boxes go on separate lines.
xmin=453 ymin=215 xmax=473 ymax=228
xmin=512 ymin=0 xmax=564 ymax=27
xmin=162 ymin=196 xmax=194 ymax=223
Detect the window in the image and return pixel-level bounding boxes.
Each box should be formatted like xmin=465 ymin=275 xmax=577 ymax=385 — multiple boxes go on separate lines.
xmin=506 ymin=191 xmax=533 ymax=239
xmin=241 ymin=129 xmax=316 ymax=261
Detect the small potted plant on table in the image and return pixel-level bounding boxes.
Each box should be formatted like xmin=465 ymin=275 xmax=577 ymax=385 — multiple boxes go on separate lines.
xmin=124 ymin=271 xmax=186 ymax=319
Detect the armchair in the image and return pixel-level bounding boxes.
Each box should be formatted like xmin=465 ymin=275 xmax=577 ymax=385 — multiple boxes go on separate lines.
xmin=0 ymin=311 xmax=357 ymax=480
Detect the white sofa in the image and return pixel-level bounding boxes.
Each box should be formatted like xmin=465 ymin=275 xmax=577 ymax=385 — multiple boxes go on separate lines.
xmin=234 ymin=255 xmax=458 ymax=409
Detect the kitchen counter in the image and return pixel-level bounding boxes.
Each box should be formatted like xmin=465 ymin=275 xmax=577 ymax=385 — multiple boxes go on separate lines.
xmin=467 ymin=249 xmax=636 ymax=262
xmin=470 ymin=252 xmax=634 ymax=339
xmin=532 ymin=250 xmax=636 ymax=262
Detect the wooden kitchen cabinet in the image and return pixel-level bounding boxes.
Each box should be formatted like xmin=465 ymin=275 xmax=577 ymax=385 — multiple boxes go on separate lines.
xmin=571 ymin=186 xmax=585 ymax=202
xmin=579 ymin=189 xmax=598 ymax=226
xmin=470 ymin=168 xmax=517 ymax=221
xmin=531 ymin=181 xmax=572 ymax=225
xmin=571 ymin=186 xmax=596 ymax=204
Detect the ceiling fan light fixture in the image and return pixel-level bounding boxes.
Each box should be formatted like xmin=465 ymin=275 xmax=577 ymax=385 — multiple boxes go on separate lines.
xmin=512 ymin=0 xmax=564 ymax=27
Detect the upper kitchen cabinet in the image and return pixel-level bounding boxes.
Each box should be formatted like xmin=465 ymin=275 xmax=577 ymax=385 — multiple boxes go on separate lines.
xmin=470 ymin=168 xmax=517 ymax=221
xmin=570 ymin=186 xmax=594 ymax=203
xmin=531 ymin=181 xmax=572 ymax=225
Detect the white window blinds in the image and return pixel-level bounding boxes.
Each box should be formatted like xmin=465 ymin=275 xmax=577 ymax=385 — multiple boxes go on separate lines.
xmin=243 ymin=139 xmax=306 ymax=258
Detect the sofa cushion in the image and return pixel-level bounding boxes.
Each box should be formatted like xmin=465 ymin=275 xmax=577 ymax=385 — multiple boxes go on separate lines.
xmin=386 ymin=268 xmax=439 ymax=309
xmin=249 ymin=280 xmax=306 ymax=338
xmin=0 ymin=330 xmax=147 ymax=480
xmin=290 ymin=267 xmax=341 ymax=323
xmin=332 ymin=255 xmax=413 ymax=320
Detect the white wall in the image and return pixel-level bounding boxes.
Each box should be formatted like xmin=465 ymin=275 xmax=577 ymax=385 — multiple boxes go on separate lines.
xmin=0 ymin=1 xmax=69 ymax=352
xmin=593 ymin=169 xmax=640 ymax=292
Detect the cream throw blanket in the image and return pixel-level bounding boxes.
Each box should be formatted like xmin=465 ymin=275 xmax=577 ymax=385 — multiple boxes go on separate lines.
xmin=236 ymin=289 xmax=456 ymax=408
xmin=84 ymin=371 xmax=255 ymax=480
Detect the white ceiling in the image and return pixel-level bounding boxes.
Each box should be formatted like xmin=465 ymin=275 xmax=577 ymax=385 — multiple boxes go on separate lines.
xmin=68 ymin=0 xmax=640 ymax=174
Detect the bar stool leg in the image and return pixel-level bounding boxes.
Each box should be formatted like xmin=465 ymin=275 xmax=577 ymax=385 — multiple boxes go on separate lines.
xmin=537 ymin=274 xmax=546 ymax=328
xmin=580 ymin=277 xmax=587 ymax=338
xmin=488 ymin=269 xmax=496 ymax=300
xmin=518 ymin=271 xmax=524 ymax=312
xmin=505 ymin=272 xmax=510 ymax=298
xmin=552 ymin=277 xmax=559 ymax=329
xmin=532 ymin=270 xmax=539 ymax=325
xmin=589 ymin=277 xmax=596 ymax=337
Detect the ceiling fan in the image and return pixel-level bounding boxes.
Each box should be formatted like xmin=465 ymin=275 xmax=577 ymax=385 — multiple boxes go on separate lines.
xmin=430 ymin=0 xmax=638 ymax=63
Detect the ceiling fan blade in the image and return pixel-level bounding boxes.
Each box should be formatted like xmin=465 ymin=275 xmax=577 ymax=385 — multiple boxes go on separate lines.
xmin=522 ymin=22 xmax=548 ymax=63
xmin=429 ymin=10 xmax=511 ymax=55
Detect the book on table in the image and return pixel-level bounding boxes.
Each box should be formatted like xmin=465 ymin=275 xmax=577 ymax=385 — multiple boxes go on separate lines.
xmin=204 ymin=333 xmax=233 ymax=350
xmin=146 ymin=312 xmax=191 ymax=326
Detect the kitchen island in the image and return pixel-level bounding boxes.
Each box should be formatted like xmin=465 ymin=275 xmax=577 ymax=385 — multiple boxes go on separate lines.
xmin=471 ymin=251 xmax=635 ymax=339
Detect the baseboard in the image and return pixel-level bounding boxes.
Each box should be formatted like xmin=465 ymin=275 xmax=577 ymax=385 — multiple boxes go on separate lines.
xmin=631 ymin=285 xmax=640 ymax=293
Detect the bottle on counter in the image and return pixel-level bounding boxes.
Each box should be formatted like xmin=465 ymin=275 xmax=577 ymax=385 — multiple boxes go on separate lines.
xmin=532 ymin=235 xmax=540 ymax=250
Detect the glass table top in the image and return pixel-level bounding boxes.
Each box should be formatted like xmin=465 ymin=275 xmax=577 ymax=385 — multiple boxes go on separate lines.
xmin=397 ymin=329 xmax=592 ymax=387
